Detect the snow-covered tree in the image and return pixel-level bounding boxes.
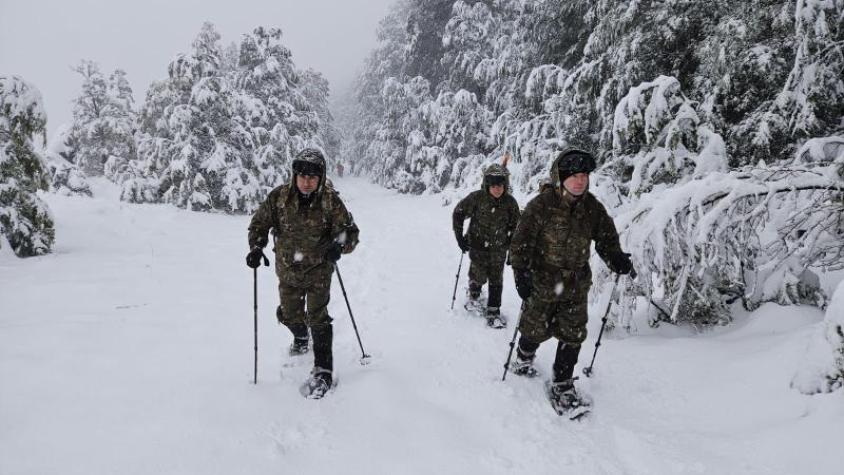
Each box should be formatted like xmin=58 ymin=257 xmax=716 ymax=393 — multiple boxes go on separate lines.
xmin=604 ymin=133 xmax=843 ymax=328
xmin=126 ymin=22 xmax=241 ymax=211
xmin=45 ymin=124 xmax=92 ymax=197
xmin=345 ymin=0 xmax=843 ymax=326
xmin=68 ymin=60 xmax=137 ymax=178
xmin=124 ymin=23 xmax=332 ymax=214
xmin=233 ymin=25 xmax=320 ymax=198
xmin=300 ymin=68 xmax=341 ymax=163
xmin=0 ymin=76 xmax=55 ymax=257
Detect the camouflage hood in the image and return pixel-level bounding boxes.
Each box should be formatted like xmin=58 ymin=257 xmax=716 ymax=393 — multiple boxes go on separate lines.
xmin=289 ymin=148 xmax=328 ymax=199
xmin=550 ymin=147 xmax=596 ymax=193
xmin=481 ymin=163 xmax=512 ymax=195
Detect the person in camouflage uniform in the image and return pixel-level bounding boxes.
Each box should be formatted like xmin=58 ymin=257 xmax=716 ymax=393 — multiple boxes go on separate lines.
xmin=452 ymin=164 xmax=521 ymax=328
xmin=508 ymin=148 xmax=633 ymax=413
xmin=246 ymin=148 xmax=359 ymax=398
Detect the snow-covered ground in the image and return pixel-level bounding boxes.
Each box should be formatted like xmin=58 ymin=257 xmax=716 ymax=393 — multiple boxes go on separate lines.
xmin=1 ymin=178 xmax=842 ymax=475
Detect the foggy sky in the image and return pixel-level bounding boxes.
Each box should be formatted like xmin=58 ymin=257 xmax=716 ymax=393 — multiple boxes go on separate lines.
xmin=0 ymin=0 xmax=396 ymax=137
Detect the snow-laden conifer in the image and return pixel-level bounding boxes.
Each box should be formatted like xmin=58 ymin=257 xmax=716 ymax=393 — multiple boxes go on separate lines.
xmin=68 ymin=60 xmax=137 ymax=179
xmin=0 ymin=76 xmax=55 ymax=257
xmin=45 ymin=124 xmax=92 ymax=197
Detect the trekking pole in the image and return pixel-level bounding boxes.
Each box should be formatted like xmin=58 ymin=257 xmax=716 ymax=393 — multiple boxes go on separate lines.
xmin=253 ymin=267 xmax=258 ymax=384
xmin=502 ymin=301 xmax=527 ymax=381
xmin=334 ymin=263 xmax=372 ymax=365
xmin=583 ymin=272 xmax=629 ymax=378
xmin=450 ymin=252 xmax=465 ymax=310
xmin=252 ymin=251 xmax=269 ymax=385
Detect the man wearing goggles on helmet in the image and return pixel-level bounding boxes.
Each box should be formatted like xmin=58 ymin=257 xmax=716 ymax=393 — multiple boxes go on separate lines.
xmin=452 ymin=163 xmax=521 ymax=329
xmin=508 ymin=148 xmax=633 ymax=417
xmin=246 ymin=148 xmax=359 ymax=399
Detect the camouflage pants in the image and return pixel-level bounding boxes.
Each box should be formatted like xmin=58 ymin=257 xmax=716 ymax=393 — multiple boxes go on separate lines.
xmin=518 ymin=267 xmax=591 ymax=346
xmin=468 ymin=249 xmax=507 ymax=308
xmin=276 ymin=266 xmax=334 ymax=328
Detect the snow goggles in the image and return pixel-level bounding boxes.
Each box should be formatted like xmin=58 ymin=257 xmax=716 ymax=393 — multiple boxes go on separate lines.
xmin=558 ymin=151 xmax=596 ymax=175
xmin=292 ymin=160 xmax=322 ymax=177
xmin=486 ymin=175 xmax=506 ymax=186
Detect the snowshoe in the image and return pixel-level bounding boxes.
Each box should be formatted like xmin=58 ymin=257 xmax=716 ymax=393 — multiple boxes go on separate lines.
xmin=485 ymin=308 xmax=506 ymax=329
xmin=288 ymin=337 xmax=310 ymax=356
xmin=464 ymin=298 xmax=484 ymax=315
xmin=299 ymin=368 xmax=336 ymax=399
xmin=509 ymin=357 xmax=538 ymax=378
xmin=546 ymin=379 xmax=591 ymax=420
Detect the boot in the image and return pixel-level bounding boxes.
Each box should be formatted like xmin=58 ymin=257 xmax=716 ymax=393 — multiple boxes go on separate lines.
xmin=552 ymin=341 xmax=580 ymax=382
xmin=311 ymin=324 xmax=334 ymax=372
xmin=487 ymin=284 xmax=502 ymax=308
xmin=548 ymin=377 xmax=591 ymax=418
xmin=304 ymin=367 xmax=333 ymax=399
xmin=289 ymin=337 xmax=309 ymax=356
xmin=468 ymin=281 xmax=482 ymax=300
xmin=510 ymin=338 xmax=539 ymax=377
xmin=485 ymin=307 xmax=506 ymax=329
xmin=287 ymin=323 xmax=309 ymax=356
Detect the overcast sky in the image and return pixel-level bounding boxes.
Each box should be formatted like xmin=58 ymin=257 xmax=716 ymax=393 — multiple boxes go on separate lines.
xmin=0 ymin=0 xmax=396 ymax=137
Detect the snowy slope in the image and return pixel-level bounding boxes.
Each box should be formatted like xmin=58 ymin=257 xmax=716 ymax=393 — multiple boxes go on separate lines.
xmin=1 ymin=178 xmax=842 ymax=475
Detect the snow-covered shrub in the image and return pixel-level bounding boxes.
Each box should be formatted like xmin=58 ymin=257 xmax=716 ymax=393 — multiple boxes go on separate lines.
xmin=792 ymin=280 xmax=844 ymax=394
xmin=0 ymin=76 xmax=55 ymax=257
xmin=608 ymin=149 xmax=843 ymax=328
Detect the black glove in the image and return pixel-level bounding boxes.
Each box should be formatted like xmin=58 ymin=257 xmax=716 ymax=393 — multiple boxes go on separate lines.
xmin=609 ymin=251 xmax=633 ymax=275
xmin=456 ymin=234 xmax=470 ymax=253
xmin=325 ymin=242 xmax=343 ymax=263
xmin=513 ymin=268 xmax=533 ymax=300
xmin=246 ymin=247 xmax=267 ymax=269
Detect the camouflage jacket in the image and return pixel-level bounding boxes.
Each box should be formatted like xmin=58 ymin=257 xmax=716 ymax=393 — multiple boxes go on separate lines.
xmin=509 ymin=149 xmax=621 ymax=275
xmin=248 ymin=183 xmax=359 ymax=283
xmin=452 ymin=190 xmax=520 ymax=251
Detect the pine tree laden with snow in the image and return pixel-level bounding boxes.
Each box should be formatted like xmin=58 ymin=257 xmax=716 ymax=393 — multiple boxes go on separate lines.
xmin=68 ymin=60 xmax=137 ymax=179
xmin=45 ymin=125 xmax=92 ymax=197
xmin=0 ymin=76 xmax=55 ymax=257
xmin=124 ymin=23 xmax=329 ymax=214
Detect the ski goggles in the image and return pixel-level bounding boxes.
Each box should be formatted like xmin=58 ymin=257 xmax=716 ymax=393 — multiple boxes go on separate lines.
xmin=486 ymin=175 xmax=506 ymax=187
xmin=558 ymin=151 xmax=596 ymax=175
xmin=292 ymin=160 xmax=322 ymax=177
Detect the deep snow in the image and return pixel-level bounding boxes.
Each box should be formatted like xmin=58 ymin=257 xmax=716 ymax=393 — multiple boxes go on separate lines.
xmin=1 ymin=178 xmax=842 ymax=475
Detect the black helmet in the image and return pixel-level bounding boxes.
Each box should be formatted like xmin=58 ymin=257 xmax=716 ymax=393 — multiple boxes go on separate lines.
xmin=482 ymin=163 xmax=510 ymax=191
xmin=292 ymin=148 xmax=325 ymax=177
xmin=556 ymin=148 xmax=596 ymax=183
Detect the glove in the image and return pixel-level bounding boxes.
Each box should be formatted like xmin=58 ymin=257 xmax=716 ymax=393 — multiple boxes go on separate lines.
xmin=513 ymin=268 xmax=533 ymax=300
xmin=456 ymin=234 xmax=470 ymax=253
xmin=609 ymin=251 xmax=633 ymax=275
xmin=325 ymin=242 xmax=343 ymax=263
xmin=246 ymin=247 xmax=267 ymax=269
